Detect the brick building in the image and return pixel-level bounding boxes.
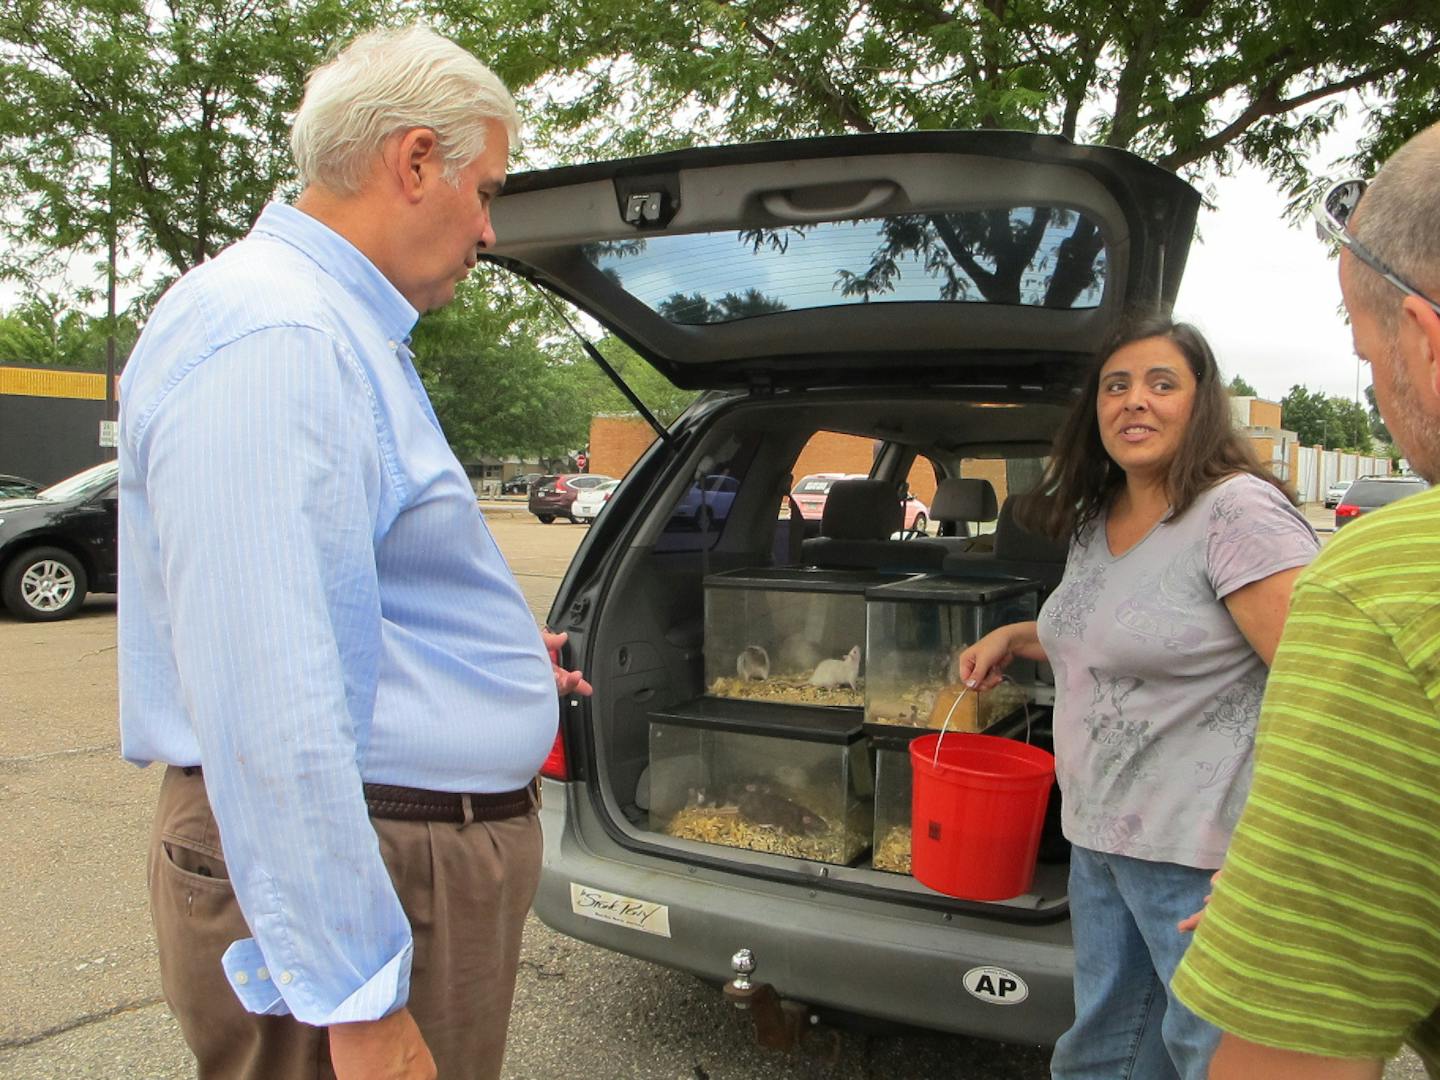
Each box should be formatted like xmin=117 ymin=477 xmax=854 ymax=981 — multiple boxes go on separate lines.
xmin=588 ymin=415 xmax=1008 ymax=507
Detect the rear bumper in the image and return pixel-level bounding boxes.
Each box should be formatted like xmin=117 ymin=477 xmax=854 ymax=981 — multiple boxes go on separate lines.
xmin=534 ymin=779 xmax=1075 ymax=1045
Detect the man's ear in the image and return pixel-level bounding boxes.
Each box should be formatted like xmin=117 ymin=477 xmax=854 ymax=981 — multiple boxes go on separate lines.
xmin=387 ymin=127 xmax=440 ymax=204
xmin=1399 ymin=296 xmax=1440 ymax=397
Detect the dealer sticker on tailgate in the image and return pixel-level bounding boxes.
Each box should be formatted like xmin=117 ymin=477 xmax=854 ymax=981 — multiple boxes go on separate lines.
xmin=569 ymin=883 xmax=672 ymax=938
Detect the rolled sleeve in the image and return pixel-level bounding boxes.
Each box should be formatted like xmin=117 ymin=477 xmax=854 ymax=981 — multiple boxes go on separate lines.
xmin=138 ymin=326 xmax=411 ymax=1023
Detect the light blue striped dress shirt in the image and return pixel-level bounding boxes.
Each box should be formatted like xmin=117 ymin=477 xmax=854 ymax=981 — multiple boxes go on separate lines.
xmin=117 ymin=202 xmax=558 ymax=1025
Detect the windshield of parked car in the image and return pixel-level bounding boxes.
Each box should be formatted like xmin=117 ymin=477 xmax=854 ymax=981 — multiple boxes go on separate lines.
xmin=39 ymin=462 xmax=118 ymax=502
xmin=582 ymin=207 xmax=1109 ymax=324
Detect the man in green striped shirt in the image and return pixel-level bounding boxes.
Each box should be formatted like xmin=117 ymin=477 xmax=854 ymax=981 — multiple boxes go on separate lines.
xmin=1172 ymin=124 xmax=1440 ymax=1079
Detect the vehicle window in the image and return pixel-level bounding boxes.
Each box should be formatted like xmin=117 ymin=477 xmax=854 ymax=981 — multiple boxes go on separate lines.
xmin=39 ymin=461 xmax=118 ymax=501
xmin=657 ymin=447 xmax=757 ymax=553
xmin=1347 ymin=479 xmax=1428 ymax=506
xmin=583 ymin=207 xmax=1109 ymax=324
xmin=794 ymin=476 xmax=835 ymax=494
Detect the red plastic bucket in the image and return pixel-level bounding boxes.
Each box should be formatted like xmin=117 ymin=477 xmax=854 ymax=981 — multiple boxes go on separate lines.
xmin=909 ymin=732 xmax=1055 ymax=901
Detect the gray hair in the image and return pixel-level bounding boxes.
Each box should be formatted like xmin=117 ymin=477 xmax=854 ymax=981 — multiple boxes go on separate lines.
xmin=1349 ymin=125 xmax=1440 ymax=330
xmin=291 ymin=25 xmax=520 ymax=196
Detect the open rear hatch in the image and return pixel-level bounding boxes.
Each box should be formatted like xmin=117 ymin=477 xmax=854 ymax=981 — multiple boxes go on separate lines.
xmin=484 ymin=134 xmax=1199 ymax=919
xmin=484 ymin=131 xmax=1199 ymax=392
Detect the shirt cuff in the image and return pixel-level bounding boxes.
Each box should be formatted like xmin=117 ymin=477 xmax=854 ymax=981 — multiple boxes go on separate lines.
xmin=221 ymin=937 xmax=413 ymax=1023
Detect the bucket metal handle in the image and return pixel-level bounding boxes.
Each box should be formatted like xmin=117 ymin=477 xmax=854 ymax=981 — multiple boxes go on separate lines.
xmin=931 ymin=675 xmax=1035 ymax=768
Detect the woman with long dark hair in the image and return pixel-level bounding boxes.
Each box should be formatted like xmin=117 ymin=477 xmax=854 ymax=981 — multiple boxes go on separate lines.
xmin=957 ymin=315 xmax=1319 ymax=1080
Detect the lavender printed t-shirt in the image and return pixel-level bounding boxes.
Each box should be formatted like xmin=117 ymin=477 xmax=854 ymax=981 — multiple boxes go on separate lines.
xmin=1036 ymin=473 xmax=1319 ymax=869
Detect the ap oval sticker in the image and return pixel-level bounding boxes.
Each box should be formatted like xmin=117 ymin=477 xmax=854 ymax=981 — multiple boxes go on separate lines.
xmin=963 ymin=966 xmax=1029 ymax=1005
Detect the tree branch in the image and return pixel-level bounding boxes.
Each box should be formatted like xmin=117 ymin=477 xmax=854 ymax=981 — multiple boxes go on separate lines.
xmin=1158 ymin=49 xmax=1434 ymax=170
xmin=740 ymin=13 xmax=876 ymax=132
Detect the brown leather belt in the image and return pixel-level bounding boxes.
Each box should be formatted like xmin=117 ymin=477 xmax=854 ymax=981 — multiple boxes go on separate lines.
xmin=362 ymin=780 xmax=538 ymax=824
xmin=180 ymin=766 xmax=538 ymax=824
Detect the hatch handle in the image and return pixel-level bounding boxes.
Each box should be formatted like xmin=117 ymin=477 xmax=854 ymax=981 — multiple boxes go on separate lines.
xmin=760 ymin=180 xmax=897 ymax=222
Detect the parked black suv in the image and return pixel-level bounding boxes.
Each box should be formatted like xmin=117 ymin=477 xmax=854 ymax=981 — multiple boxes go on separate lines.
xmin=482 ymin=131 xmax=1198 ymax=1047
xmin=0 ymin=460 xmax=119 ymax=620
xmin=1334 ymin=474 xmax=1429 ymax=527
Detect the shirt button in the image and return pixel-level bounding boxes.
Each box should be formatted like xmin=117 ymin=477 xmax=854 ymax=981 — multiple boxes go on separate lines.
xmin=257 ymin=967 xmax=270 ymax=981
xmin=279 ymin=971 xmax=294 ymax=985
xmin=234 ymin=971 xmax=249 ymax=986
xmin=387 ymin=340 xmax=397 ymax=350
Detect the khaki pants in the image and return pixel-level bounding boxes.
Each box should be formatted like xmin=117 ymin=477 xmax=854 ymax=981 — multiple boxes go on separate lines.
xmin=148 ymin=766 xmax=542 ymax=1080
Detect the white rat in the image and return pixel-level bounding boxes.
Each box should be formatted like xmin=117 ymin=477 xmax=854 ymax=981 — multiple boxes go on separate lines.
xmin=809 ymin=645 xmax=861 ymax=690
xmin=736 ymin=645 xmax=770 ymax=681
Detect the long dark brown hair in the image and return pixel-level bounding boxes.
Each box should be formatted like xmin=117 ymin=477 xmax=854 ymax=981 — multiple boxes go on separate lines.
xmin=1017 ymin=314 xmax=1295 ymax=541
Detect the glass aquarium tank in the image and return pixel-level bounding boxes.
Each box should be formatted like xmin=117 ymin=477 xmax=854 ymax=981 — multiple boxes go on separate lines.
xmin=864 ymin=575 xmax=1040 ymax=731
xmin=648 ymin=697 xmax=872 ymax=865
xmin=868 ymin=725 xmax=920 ymax=874
xmin=703 ymin=567 xmax=910 ymax=709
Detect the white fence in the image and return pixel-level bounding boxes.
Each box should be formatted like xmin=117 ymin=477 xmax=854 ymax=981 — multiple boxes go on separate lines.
xmin=1292 ymin=446 xmax=1391 ymax=504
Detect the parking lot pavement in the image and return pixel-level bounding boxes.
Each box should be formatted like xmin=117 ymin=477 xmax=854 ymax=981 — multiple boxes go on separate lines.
xmin=0 ymin=513 xmax=1424 ymax=1078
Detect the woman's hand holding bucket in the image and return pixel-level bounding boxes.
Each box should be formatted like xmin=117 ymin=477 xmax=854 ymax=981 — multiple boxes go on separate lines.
xmin=956 ymin=620 xmax=1046 ymax=691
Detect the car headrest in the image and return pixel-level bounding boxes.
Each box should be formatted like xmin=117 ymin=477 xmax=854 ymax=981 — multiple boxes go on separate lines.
xmin=993 ymin=498 xmax=1068 ymax=563
xmin=821 ymin=479 xmax=902 ymax=540
xmin=930 ymin=478 xmax=998 ymax=523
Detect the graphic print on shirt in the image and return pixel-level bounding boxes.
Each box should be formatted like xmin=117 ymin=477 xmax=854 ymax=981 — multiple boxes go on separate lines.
xmin=1113 ymin=540 xmax=1212 ymax=651
xmin=1196 ymin=672 xmax=1265 ymax=829
xmin=1044 ymin=539 xmax=1106 ymax=639
xmin=1080 ymin=668 xmax=1159 ymax=814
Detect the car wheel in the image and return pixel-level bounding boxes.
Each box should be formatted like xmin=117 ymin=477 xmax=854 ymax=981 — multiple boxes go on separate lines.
xmin=2 ymin=546 xmax=88 ymax=621
xmin=537 ymin=514 xmax=555 ymax=524
xmin=568 ymin=515 xmax=579 ymax=524
xmin=912 ymin=513 xmax=928 ymax=535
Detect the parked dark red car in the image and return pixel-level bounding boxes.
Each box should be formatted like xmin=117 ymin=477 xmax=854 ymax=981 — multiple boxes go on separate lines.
xmin=527 ymin=473 xmax=616 ymax=523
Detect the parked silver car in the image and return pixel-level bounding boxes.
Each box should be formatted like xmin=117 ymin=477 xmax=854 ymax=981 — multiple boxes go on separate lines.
xmin=483 ymin=131 xmax=1199 ymax=1047
xmin=1323 ymin=478 xmax=1352 ymax=509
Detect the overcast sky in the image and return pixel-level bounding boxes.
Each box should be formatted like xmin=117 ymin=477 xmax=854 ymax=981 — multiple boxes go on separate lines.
xmin=1173 ymin=111 xmax=1371 ymax=406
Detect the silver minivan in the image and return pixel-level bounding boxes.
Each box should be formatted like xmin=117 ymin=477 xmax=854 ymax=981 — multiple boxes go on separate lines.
xmin=482 ymin=132 xmax=1199 ymax=1047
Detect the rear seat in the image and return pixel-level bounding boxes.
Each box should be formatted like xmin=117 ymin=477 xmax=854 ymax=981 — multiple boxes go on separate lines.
xmin=927 ymin=478 xmax=998 ymax=553
xmin=942 ymin=497 xmax=1067 ymax=596
xmin=800 ymin=479 xmax=947 ymax=572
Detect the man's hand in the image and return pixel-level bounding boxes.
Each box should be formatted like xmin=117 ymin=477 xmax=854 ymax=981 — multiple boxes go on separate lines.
xmin=328 ymin=1007 xmax=436 ymax=1080
xmin=1177 ymin=869 xmax=1222 ymax=933
xmin=542 ymin=629 xmax=593 ymax=697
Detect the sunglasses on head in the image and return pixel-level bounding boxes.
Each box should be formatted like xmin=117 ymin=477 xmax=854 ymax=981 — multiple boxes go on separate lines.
xmin=1314 ymin=178 xmax=1440 ymax=316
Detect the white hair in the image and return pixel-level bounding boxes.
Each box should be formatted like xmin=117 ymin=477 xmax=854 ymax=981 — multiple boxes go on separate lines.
xmin=291 ymin=24 xmax=520 ymax=196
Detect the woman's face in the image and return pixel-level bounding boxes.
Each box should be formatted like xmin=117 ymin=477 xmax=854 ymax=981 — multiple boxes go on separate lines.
xmin=1096 ymin=336 xmax=1198 ymax=485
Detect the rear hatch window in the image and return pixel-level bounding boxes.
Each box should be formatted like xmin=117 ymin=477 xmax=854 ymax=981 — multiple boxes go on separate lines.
xmin=584 ymin=207 xmax=1108 ymax=327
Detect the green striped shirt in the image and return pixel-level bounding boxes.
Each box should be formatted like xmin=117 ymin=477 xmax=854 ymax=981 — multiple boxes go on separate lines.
xmin=1173 ymin=484 xmax=1440 ymax=1071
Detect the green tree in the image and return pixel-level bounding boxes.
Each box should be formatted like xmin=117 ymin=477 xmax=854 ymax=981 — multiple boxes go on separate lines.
xmin=1281 ymin=384 xmax=1374 ymax=452
xmin=408 ymin=274 xmax=696 ymax=460
xmin=1227 ymin=374 xmax=1258 ymax=396
xmin=409 ymin=275 xmax=588 ymax=460
xmin=463 ymin=0 xmax=1440 ymax=189
xmin=1281 ymin=384 xmax=1328 ymax=446
xmin=0 ymin=0 xmax=388 ymax=288
xmin=0 ymin=295 xmax=137 ymax=369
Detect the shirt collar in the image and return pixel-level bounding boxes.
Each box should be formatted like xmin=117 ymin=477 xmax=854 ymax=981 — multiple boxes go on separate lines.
xmin=251 ymin=202 xmax=419 ymax=346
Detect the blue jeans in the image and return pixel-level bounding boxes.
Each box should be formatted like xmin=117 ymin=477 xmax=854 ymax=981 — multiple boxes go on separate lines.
xmin=1050 ymin=846 xmax=1220 ymax=1080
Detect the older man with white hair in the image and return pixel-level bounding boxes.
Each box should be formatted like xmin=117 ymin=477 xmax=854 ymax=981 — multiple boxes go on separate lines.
xmin=117 ymin=26 xmax=587 ymax=1080
xmin=1172 ymin=124 xmax=1440 ymax=1079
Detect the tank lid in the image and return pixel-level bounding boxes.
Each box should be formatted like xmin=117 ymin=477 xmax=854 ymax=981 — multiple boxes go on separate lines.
xmin=650 ymin=695 xmax=863 ymax=743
